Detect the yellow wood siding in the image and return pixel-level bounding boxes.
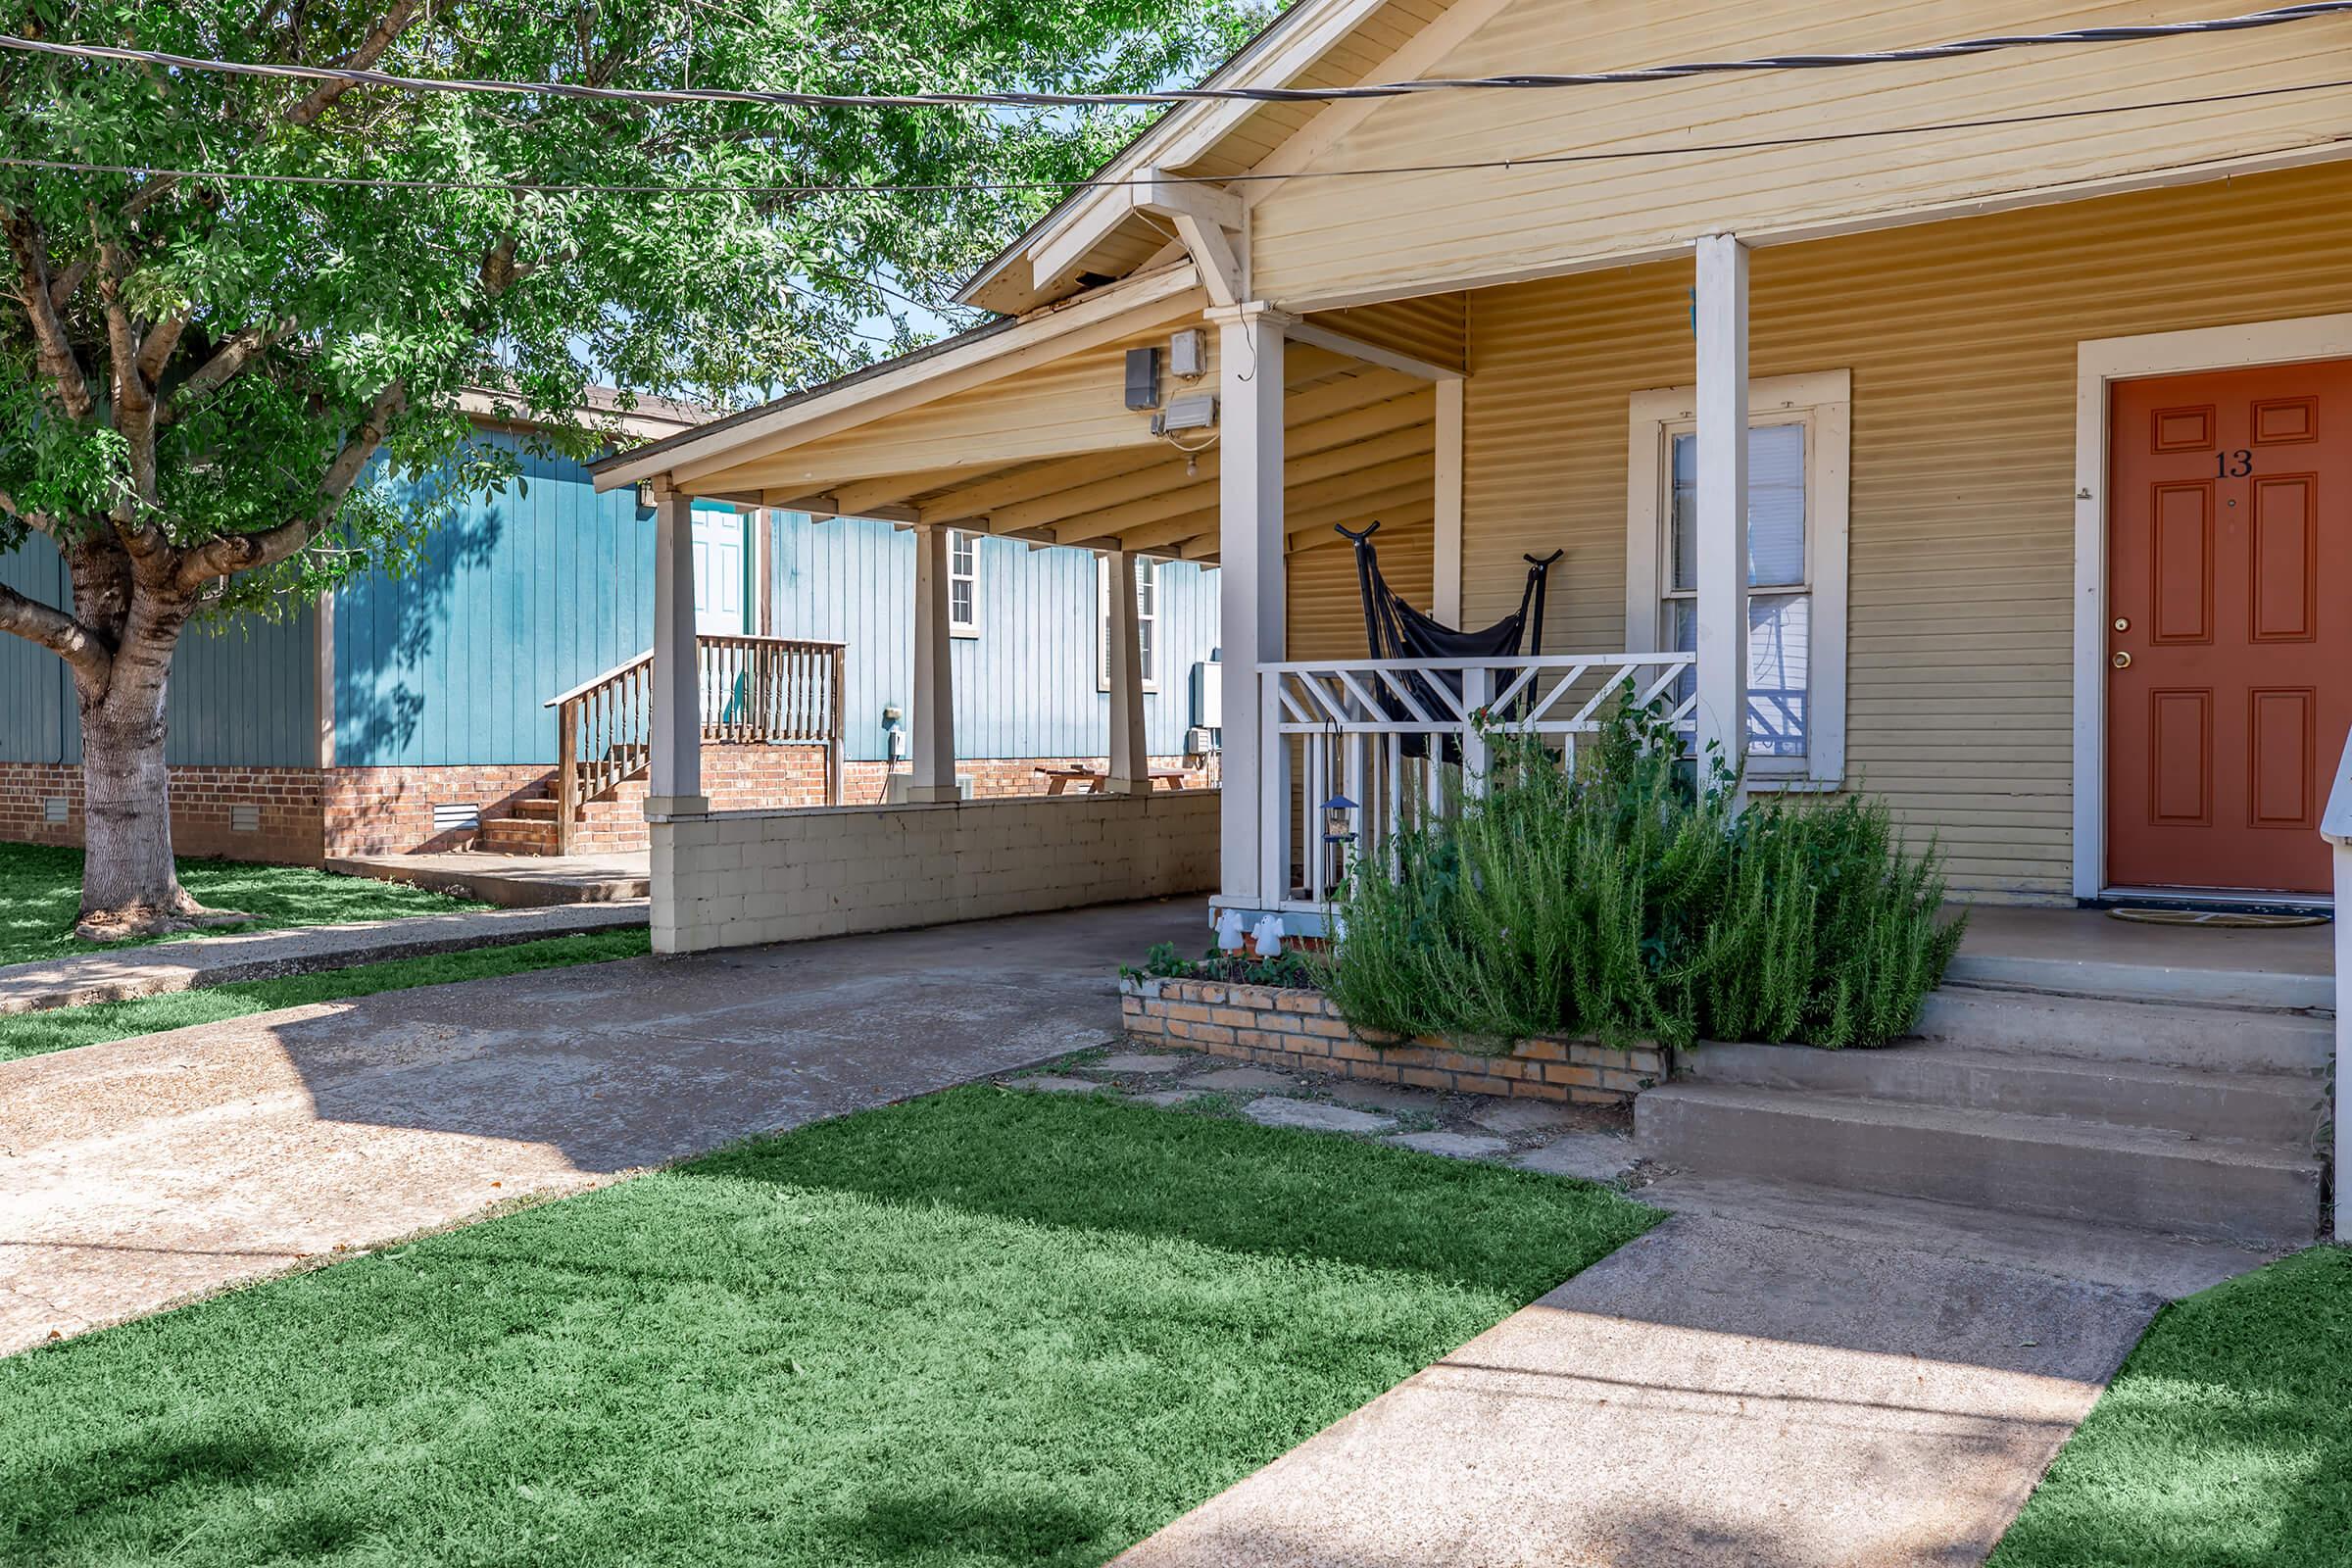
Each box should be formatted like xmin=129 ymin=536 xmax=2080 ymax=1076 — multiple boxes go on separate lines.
xmin=1458 ymin=160 xmax=2352 ymax=901
xmin=1248 ymin=0 xmax=2352 ymax=309
xmin=1309 ymin=292 xmax=1469 ymax=373
xmin=1290 ymin=514 xmax=1432 ymax=661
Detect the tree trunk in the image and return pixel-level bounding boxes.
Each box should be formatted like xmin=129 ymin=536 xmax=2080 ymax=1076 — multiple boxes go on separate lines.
xmin=71 ymin=586 xmax=243 ymax=942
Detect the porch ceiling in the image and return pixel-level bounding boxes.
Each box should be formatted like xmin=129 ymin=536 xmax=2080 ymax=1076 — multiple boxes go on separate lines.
xmin=767 ymin=345 xmax=1437 ymax=562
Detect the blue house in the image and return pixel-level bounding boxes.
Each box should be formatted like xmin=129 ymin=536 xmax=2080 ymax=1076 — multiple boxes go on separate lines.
xmin=0 ymin=399 xmax=1222 ymax=864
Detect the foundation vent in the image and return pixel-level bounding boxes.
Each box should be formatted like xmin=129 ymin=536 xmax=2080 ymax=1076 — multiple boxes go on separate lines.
xmin=432 ymin=801 xmax=481 ymax=835
xmin=229 ymin=804 xmax=262 ymax=834
xmin=41 ymin=797 xmax=68 ymax=824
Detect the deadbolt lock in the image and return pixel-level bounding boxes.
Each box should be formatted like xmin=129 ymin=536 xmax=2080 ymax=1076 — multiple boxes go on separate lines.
xmin=2112 ymin=651 xmax=2132 ymax=669
xmin=2112 ymin=616 xmax=2130 ymax=632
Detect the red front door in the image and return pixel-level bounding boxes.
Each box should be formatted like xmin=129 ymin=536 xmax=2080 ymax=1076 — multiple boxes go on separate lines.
xmin=2107 ymin=360 xmax=2351 ymax=896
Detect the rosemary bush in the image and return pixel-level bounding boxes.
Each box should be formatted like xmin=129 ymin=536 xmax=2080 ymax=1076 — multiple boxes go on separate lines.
xmin=1322 ymin=699 xmax=1963 ymax=1051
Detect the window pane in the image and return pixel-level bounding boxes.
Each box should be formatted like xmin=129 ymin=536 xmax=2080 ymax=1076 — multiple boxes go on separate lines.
xmin=1667 ymin=423 xmax=1806 ymax=592
xmin=1747 ymin=592 xmax=1809 ymax=756
xmin=1659 ymin=594 xmax=1809 ymax=757
xmin=1140 ymin=612 xmax=1155 ymax=682
xmin=952 ymin=580 xmax=974 ymax=624
xmin=1748 ymin=423 xmax=1806 ymax=587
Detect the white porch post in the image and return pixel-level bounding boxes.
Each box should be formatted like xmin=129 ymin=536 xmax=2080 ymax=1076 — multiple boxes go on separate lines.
xmin=1212 ymin=303 xmax=1290 ymax=908
xmin=648 ymin=487 xmax=706 ymax=813
xmin=908 ymin=521 xmax=959 ymax=804
xmin=1693 ymin=232 xmax=1750 ymax=794
xmin=1106 ymin=549 xmax=1151 ymax=795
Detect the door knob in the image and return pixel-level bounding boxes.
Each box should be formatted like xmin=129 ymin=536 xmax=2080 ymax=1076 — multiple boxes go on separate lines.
xmin=2112 ymin=651 xmax=2132 ymax=668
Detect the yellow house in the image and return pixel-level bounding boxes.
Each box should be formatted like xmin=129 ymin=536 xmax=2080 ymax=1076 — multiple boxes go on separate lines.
xmin=594 ymin=0 xmax=2352 ymax=951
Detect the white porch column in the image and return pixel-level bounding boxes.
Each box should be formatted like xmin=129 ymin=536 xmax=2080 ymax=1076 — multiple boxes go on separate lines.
xmin=1211 ymin=303 xmax=1290 ymax=908
xmin=1105 ymin=549 xmax=1151 ymax=795
xmin=908 ymin=522 xmax=959 ymax=804
xmin=1693 ymin=232 xmax=1750 ymax=793
xmin=648 ymin=487 xmax=706 ymax=812
xmin=1432 ymin=377 xmax=1465 ymax=625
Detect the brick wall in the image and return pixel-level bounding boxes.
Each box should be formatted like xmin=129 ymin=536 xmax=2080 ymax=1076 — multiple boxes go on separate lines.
xmin=1122 ymin=976 xmax=1670 ymax=1106
xmin=836 ymin=755 xmax=1215 ymax=806
xmin=0 ymin=761 xmax=324 ymax=864
xmin=651 ymin=787 xmax=1220 ymax=954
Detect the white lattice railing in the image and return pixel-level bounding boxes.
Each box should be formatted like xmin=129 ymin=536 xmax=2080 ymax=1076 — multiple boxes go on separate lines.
xmin=2323 ymin=722 xmax=2351 ymax=1244
xmin=1257 ymin=654 xmax=1699 ymax=911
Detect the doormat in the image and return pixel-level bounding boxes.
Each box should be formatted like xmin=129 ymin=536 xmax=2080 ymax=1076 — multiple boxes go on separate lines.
xmin=2106 ymin=907 xmax=2328 ymax=929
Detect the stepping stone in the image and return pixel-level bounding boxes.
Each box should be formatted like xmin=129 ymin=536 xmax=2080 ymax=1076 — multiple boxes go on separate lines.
xmin=1517 ymin=1133 xmax=1638 ymax=1183
xmin=1243 ymin=1098 xmax=1396 ymax=1135
xmin=1191 ymin=1067 xmax=1294 ymax=1093
xmin=1383 ymin=1131 xmax=1511 ymax=1160
xmin=1131 ymin=1089 xmax=1208 ymax=1108
xmin=1469 ymin=1100 xmax=1584 ymax=1136
xmin=1010 ymin=1074 xmax=1106 ymax=1096
xmin=1327 ymin=1082 xmax=1449 ymax=1116
xmin=1086 ymin=1054 xmax=1187 ymax=1075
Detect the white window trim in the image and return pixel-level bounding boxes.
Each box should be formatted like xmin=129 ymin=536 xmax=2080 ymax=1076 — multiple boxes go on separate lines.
xmin=948 ymin=528 xmax=981 ymax=638
xmin=2071 ymin=311 xmax=2352 ymax=902
xmin=1098 ymin=554 xmax=1162 ymax=693
xmin=1625 ymin=368 xmax=1849 ymax=787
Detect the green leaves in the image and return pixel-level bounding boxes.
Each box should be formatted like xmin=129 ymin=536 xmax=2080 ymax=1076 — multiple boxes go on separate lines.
xmin=1 ymin=0 xmax=1276 ymax=597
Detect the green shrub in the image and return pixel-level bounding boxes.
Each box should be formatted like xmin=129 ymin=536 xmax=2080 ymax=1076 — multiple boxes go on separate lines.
xmin=1321 ymin=695 xmax=1963 ymax=1052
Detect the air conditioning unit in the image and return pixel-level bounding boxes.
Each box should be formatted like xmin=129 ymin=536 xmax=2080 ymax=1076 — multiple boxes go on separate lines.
xmin=1192 ymin=661 xmax=1223 ymax=730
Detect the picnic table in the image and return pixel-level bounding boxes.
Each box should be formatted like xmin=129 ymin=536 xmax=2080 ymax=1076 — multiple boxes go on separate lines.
xmin=1034 ymin=766 xmax=1191 ymax=795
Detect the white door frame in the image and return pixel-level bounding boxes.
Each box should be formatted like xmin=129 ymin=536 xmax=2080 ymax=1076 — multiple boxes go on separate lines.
xmin=2072 ymin=311 xmax=2352 ymax=901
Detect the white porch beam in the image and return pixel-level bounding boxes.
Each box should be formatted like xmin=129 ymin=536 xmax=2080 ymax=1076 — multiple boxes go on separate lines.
xmin=908 ymin=522 xmax=960 ymax=804
xmin=1432 ymin=377 xmax=1465 ymax=623
xmin=1286 ymin=319 xmax=1464 ymax=383
xmin=648 ymin=488 xmax=706 ymax=812
xmin=1212 ymin=303 xmax=1292 ymax=909
xmin=1105 ymin=550 xmax=1152 ymax=795
xmin=1693 ymin=232 xmax=1750 ymax=795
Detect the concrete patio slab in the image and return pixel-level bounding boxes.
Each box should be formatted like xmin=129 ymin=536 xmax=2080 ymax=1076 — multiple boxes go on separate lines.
xmin=1114 ymin=1211 xmax=2161 ymax=1568
xmin=0 ymin=898 xmax=1202 ymax=1354
xmin=0 ymin=901 xmax=648 ymax=1015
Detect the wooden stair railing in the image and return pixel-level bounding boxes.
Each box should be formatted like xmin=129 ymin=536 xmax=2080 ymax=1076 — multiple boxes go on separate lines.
xmin=544 ymin=635 xmax=849 ymax=854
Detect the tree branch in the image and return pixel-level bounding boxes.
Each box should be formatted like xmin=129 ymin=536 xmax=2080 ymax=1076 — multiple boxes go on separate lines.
xmin=3 ymin=206 xmax=96 ymax=419
xmin=161 ymin=318 xmax=294 ymax=421
xmin=0 ymin=487 xmax=59 ymax=535
xmin=173 ymin=379 xmax=408 ymax=590
xmin=0 ymin=578 xmax=111 ymax=681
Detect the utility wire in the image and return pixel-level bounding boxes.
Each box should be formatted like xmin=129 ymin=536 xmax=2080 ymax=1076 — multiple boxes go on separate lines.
xmin=3 ymin=73 xmax=2350 ymax=198
xmin=5 ymin=3 xmax=2352 ymax=111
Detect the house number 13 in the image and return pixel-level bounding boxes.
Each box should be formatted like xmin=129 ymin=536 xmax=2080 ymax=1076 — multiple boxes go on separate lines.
xmin=2214 ymin=449 xmax=2253 ymax=477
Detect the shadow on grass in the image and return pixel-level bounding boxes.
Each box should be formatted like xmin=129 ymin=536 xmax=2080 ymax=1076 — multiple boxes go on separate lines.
xmin=3 ymin=1430 xmax=369 ymax=1562
xmin=686 ymin=1085 xmax=1659 ymax=1300
xmin=1991 ymin=1246 xmax=2352 ymax=1568
xmin=839 ymin=1491 xmax=1114 ymax=1565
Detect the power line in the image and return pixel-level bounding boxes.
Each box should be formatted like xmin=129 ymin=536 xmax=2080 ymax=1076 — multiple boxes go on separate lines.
xmin=4 ymin=73 xmax=2351 ymax=198
xmin=6 ymin=3 xmax=2352 ymax=111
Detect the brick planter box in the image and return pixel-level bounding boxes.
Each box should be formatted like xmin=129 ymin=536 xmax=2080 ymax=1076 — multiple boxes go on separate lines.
xmin=1119 ymin=976 xmax=1668 ymax=1105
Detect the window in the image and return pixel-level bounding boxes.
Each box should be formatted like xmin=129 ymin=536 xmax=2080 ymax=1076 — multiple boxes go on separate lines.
xmin=1098 ymin=554 xmax=1160 ymax=692
xmin=1626 ymin=370 xmax=1849 ymax=785
xmin=948 ymin=529 xmax=980 ymax=636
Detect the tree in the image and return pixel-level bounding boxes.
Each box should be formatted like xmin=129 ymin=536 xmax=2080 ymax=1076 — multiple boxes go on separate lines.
xmin=0 ymin=0 xmax=1262 ymax=938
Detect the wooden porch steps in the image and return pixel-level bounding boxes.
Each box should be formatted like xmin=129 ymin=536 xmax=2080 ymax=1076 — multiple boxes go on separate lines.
xmin=1638 ymin=971 xmax=2331 ymax=1249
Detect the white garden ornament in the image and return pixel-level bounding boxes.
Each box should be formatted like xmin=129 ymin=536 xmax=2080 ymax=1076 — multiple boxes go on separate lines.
xmin=1215 ymin=906 xmax=1249 ymax=954
xmin=1250 ymin=914 xmax=1286 ymax=959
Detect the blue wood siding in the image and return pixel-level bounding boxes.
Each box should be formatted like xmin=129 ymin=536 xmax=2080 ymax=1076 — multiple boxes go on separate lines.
xmin=0 ymin=535 xmax=315 ymax=766
xmin=4 ymin=447 xmax=1224 ymax=774
xmin=763 ymin=514 xmax=1221 ymax=761
xmin=333 ymin=434 xmax=669 ymax=767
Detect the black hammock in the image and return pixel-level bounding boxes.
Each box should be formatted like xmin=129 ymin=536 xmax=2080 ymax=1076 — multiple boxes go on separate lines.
xmin=1338 ymin=520 xmax=1562 ymax=761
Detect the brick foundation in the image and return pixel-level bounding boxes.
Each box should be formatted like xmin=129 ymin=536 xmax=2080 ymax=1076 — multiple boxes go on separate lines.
xmin=0 ymin=761 xmax=324 ymax=864
xmin=1120 ymin=977 xmax=1670 ymax=1105
xmin=3 ymin=750 xmax=1221 ymax=864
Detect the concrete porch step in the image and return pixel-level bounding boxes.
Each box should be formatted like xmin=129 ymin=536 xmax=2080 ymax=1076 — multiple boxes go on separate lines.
xmin=1915 ymin=984 xmax=2332 ymax=1074
xmin=1678 ymin=1038 xmax=2327 ymax=1147
xmin=1942 ymin=948 xmax=2332 ymax=1013
xmin=1637 ymin=1081 xmax=2322 ymax=1248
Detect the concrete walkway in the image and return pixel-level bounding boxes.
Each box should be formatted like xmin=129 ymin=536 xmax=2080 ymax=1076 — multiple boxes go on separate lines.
xmin=0 ymin=901 xmax=648 ymax=1015
xmin=1116 ymin=1205 xmax=2169 ymax=1568
xmin=327 ymin=849 xmax=652 ymax=908
xmin=0 ymin=898 xmax=1200 ymax=1353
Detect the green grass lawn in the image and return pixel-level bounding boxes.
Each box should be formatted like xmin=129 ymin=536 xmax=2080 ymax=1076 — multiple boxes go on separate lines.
xmin=0 ymin=843 xmax=487 ymax=967
xmin=1992 ymin=1246 xmax=2352 ymax=1568
xmin=0 ymin=1087 xmax=1657 ymax=1567
xmin=0 ymin=928 xmax=653 ymax=1061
